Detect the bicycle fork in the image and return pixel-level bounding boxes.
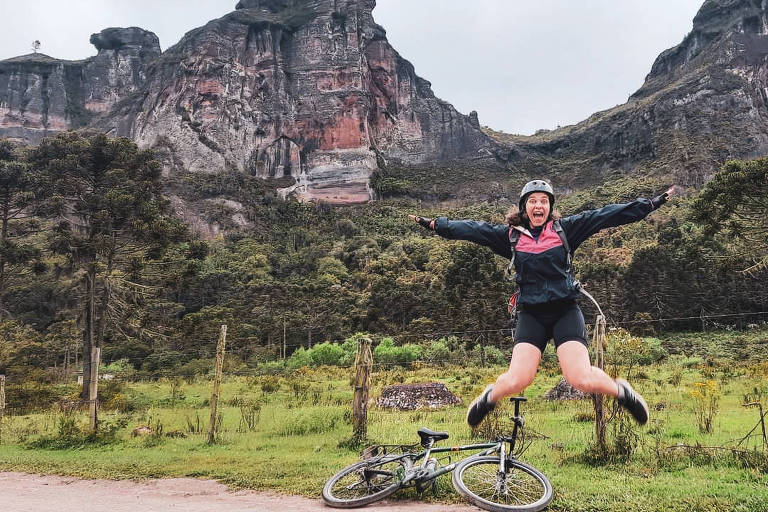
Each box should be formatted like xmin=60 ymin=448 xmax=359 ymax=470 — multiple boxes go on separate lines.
xmin=494 ymin=442 xmax=512 ymax=495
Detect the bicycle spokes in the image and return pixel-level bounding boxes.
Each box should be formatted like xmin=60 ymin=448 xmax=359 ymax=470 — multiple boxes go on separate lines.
xmin=462 ymin=461 xmax=547 ymax=505
xmin=333 ymin=459 xmax=403 ymax=499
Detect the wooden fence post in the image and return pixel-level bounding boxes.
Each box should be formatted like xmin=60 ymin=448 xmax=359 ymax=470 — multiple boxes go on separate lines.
xmin=353 ymin=337 xmax=373 ymax=442
xmin=0 ymin=375 xmax=6 ymax=443
xmin=89 ymin=347 xmax=101 ymax=432
xmin=591 ymin=315 xmax=607 ymax=452
xmin=208 ymin=325 xmax=228 ymax=445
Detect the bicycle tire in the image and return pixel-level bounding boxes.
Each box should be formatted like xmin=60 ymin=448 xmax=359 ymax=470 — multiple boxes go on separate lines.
xmin=452 ymin=456 xmax=553 ymax=512
xmin=322 ymin=456 xmax=411 ymax=508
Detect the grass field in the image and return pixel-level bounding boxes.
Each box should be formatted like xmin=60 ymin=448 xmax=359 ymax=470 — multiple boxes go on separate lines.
xmin=1 ymin=335 xmax=767 ymax=512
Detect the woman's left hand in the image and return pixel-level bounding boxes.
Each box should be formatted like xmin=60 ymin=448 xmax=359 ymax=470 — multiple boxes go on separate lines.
xmin=652 ymin=186 xmax=678 ymax=209
xmin=664 ymin=186 xmax=679 ymax=199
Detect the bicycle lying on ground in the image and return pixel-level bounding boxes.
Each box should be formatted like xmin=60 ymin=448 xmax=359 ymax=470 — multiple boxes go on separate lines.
xmin=322 ymin=397 xmax=552 ymax=512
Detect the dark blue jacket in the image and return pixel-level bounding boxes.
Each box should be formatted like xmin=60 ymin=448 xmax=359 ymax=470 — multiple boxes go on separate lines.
xmin=434 ymin=199 xmax=655 ymax=306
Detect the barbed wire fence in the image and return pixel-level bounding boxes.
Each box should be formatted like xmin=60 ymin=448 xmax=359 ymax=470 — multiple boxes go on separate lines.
xmin=2 ymin=309 xmax=767 ymax=414
xmin=130 ymin=308 xmax=768 ymax=370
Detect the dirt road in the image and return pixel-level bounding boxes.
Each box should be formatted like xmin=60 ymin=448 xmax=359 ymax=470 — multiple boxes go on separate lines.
xmin=0 ymin=472 xmax=479 ymax=512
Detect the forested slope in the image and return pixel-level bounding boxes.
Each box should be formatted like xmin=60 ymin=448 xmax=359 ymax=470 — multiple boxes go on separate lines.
xmin=1 ymin=133 xmax=767 ymax=384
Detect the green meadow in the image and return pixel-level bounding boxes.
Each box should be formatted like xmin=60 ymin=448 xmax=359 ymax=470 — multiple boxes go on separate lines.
xmin=1 ymin=330 xmax=768 ymax=512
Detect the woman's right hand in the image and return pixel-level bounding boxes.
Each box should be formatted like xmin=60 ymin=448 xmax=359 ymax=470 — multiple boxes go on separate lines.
xmin=651 ymin=186 xmax=678 ymax=210
xmin=408 ymin=214 xmax=435 ymax=230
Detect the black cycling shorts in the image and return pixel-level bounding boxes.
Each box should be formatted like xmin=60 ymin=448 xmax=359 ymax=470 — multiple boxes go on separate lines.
xmin=514 ymin=301 xmax=587 ymax=352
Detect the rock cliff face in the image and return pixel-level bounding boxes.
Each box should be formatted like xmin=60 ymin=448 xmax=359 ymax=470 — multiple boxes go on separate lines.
xmin=0 ymin=28 xmax=160 ymax=144
xmin=498 ymin=0 xmax=768 ymax=189
xmin=99 ymin=0 xmax=493 ymax=203
xmin=7 ymin=0 xmax=765 ymax=206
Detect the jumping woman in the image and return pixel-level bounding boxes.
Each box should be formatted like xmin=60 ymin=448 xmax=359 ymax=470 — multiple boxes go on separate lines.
xmin=410 ymin=180 xmax=674 ymax=427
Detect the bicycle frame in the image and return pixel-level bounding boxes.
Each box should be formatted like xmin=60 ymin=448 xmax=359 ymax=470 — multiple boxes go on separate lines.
xmin=389 ymin=400 xmax=526 ymax=487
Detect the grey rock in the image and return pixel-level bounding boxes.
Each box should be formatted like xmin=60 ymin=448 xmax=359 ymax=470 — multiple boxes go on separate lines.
xmin=96 ymin=0 xmax=493 ymax=203
xmin=544 ymin=377 xmax=589 ymax=401
xmin=376 ymin=382 xmax=463 ymax=411
xmin=502 ymin=0 xmax=768 ymax=189
xmin=90 ymin=27 xmax=161 ymax=52
xmin=0 ymin=27 xmax=160 ymax=144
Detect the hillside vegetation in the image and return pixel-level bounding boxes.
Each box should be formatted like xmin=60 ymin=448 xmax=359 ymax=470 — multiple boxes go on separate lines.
xmin=1 ymin=133 xmax=767 ymax=388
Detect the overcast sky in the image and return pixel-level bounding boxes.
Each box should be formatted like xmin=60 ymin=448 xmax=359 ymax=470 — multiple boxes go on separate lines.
xmin=0 ymin=0 xmax=703 ymax=134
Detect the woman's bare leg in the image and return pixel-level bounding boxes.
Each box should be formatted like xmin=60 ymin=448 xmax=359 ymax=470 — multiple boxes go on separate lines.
xmin=557 ymin=340 xmax=648 ymax=424
xmin=489 ymin=342 xmax=542 ymax=402
xmin=467 ymin=342 xmax=541 ymax=427
xmin=556 ymin=341 xmax=619 ymax=396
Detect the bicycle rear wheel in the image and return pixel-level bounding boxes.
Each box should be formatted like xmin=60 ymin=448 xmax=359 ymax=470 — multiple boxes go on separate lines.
xmin=322 ymin=456 xmax=411 ymax=508
xmin=452 ymin=456 xmax=553 ymax=512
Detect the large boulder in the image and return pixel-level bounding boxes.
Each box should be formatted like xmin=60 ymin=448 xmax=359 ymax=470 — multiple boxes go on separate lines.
xmin=544 ymin=377 xmax=589 ymax=401
xmin=89 ymin=27 xmax=161 ymax=53
xmin=376 ymin=382 xmax=462 ymax=410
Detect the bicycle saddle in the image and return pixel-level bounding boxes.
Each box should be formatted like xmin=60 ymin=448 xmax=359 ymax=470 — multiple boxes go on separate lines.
xmin=417 ymin=427 xmax=449 ymax=446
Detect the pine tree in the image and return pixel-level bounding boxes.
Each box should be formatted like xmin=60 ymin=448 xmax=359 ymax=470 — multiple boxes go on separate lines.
xmin=30 ymin=132 xmax=186 ymax=397
xmin=0 ymin=140 xmax=46 ymax=318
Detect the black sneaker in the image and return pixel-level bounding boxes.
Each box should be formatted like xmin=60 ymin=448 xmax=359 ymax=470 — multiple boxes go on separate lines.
xmin=467 ymin=385 xmax=496 ymax=427
xmin=616 ymin=379 xmax=649 ymax=425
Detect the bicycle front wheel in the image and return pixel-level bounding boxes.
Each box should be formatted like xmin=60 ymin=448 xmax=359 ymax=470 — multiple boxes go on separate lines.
xmin=322 ymin=456 xmax=410 ymax=508
xmin=452 ymin=456 xmax=553 ymax=512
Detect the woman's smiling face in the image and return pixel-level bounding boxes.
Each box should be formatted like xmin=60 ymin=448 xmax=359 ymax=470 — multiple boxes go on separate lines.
xmin=525 ymin=192 xmax=551 ymax=228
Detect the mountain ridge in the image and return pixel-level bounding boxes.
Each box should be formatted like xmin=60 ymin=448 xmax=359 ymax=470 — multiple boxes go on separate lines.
xmin=484 ymin=0 xmax=768 ymax=194
xmin=2 ymin=0 xmax=768 ymax=212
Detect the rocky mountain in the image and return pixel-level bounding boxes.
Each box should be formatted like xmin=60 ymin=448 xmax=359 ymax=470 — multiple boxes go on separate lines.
xmin=0 ymin=28 xmax=160 ymax=144
xmin=97 ymin=0 xmax=494 ymax=203
xmin=492 ymin=0 xmax=768 ymax=191
xmin=0 ymin=0 xmax=493 ymax=204
xmin=4 ymin=0 xmax=768 ymax=209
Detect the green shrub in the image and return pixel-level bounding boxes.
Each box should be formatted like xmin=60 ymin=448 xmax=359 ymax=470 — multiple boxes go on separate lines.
xmin=308 ymin=342 xmax=344 ymax=366
xmin=237 ymin=399 xmax=262 ymax=432
xmin=5 ymin=382 xmax=70 ymax=413
xmin=374 ymin=338 xmax=421 ymax=367
xmin=287 ymin=347 xmax=312 ymax=369
xmin=471 ymin=345 xmax=507 ymax=366
xmin=289 ymin=379 xmax=311 ymax=399
xmin=257 ymin=360 xmax=286 ymax=375
xmin=423 ymin=340 xmax=451 ymax=365
xmin=141 ymin=350 xmax=188 ymax=376
xmin=103 ymin=392 xmax=132 ymax=411
xmin=339 ymin=337 xmax=360 ymax=366
xmin=98 ymin=379 xmax=127 ymax=407
xmin=681 ymin=356 xmax=703 ymax=368
xmin=260 ymin=376 xmax=281 ymax=394
xmin=101 ymin=358 xmax=136 ymax=380
xmin=178 ymin=358 xmax=214 ymax=380
xmin=638 ymin=337 xmax=667 ymax=365
xmin=690 ymin=380 xmax=721 ymax=434
xmin=28 ymin=412 xmax=128 ymax=450
xmin=98 ymin=378 xmax=135 ymax=411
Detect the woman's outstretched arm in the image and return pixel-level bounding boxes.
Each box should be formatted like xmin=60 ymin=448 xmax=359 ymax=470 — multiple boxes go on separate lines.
xmin=560 ymin=187 xmax=676 ymax=251
xmin=409 ymin=214 xmax=512 ymax=258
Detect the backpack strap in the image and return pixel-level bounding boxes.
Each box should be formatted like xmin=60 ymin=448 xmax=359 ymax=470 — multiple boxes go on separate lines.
xmin=504 ymin=227 xmax=521 ymax=282
xmin=552 ymin=220 xmax=573 ymax=274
